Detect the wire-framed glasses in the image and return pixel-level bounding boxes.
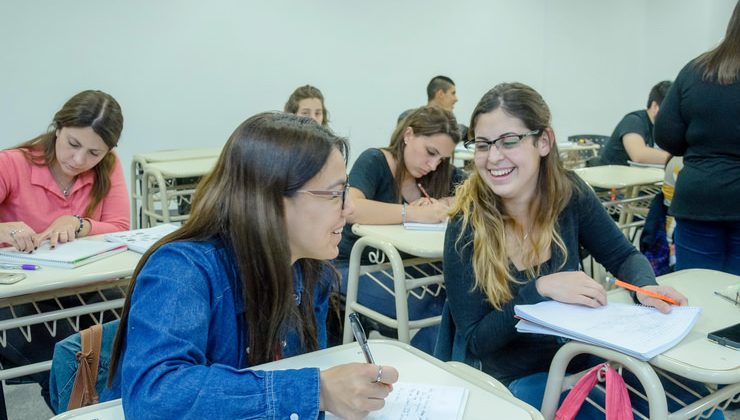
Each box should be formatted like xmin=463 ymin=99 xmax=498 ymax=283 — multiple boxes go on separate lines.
xmin=296 ymin=183 xmax=350 ymax=210
xmin=464 ymin=129 xmax=542 ymax=153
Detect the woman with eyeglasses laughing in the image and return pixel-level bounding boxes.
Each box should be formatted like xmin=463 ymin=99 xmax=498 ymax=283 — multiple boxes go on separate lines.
xmin=437 ymin=83 xmax=725 ymax=419
xmin=106 ymin=113 xmax=398 ymax=420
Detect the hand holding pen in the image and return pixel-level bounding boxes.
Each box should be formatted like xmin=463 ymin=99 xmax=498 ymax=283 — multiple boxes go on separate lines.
xmin=611 ymin=279 xmax=688 ymax=314
xmin=316 ymin=313 xmax=399 ymax=419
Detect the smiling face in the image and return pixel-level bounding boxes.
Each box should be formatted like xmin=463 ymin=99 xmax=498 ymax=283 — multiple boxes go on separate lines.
xmin=284 ymin=148 xmax=353 ymax=262
xmin=473 ymin=108 xmax=551 ymax=205
xmin=53 ymin=126 xmax=110 ymax=178
xmin=296 ymin=98 xmax=324 ymax=125
xmin=402 ymin=128 xmax=455 ymax=178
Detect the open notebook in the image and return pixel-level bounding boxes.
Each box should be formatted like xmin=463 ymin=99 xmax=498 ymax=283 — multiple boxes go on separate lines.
xmin=514 ymin=301 xmax=701 ymax=361
xmin=104 ymin=224 xmax=179 ymax=254
xmin=403 ymin=222 xmax=447 ymax=232
xmin=0 ymin=240 xmax=127 ymax=269
xmin=326 ymin=382 xmax=468 ymax=420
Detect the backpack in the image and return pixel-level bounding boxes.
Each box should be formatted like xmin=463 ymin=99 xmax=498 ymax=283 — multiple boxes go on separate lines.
xmin=49 ymin=320 xmax=119 ymax=414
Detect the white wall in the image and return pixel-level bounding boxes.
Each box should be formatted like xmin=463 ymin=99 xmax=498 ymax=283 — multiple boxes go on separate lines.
xmin=0 ymin=0 xmax=734 ymax=182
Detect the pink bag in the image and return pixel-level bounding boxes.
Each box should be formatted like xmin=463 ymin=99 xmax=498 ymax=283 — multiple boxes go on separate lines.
xmin=555 ymin=363 xmax=633 ymax=420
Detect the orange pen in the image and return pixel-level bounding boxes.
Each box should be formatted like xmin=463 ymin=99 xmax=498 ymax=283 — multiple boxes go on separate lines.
xmin=613 ymin=279 xmax=678 ymax=305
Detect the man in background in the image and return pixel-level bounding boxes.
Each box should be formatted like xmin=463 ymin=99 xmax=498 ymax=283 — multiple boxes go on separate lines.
xmin=398 ymin=75 xmax=458 ymax=122
xmin=599 ymin=81 xmax=672 ymax=166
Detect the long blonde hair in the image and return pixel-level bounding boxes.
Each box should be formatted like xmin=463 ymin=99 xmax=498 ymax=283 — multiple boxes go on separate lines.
xmin=451 ymin=83 xmax=572 ymax=310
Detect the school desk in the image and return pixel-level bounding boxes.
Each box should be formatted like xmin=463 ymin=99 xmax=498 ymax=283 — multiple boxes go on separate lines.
xmin=342 ymin=224 xmax=445 ymax=345
xmin=0 ymin=244 xmax=140 ymax=381
xmin=130 ymin=148 xmax=221 ymax=228
xmin=540 ymin=268 xmax=740 ymax=420
xmin=51 ymin=340 xmax=544 ymax=420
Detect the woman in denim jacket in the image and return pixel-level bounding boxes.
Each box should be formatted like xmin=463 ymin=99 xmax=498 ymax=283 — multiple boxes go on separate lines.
xmin=105 ymin=113 xmax=398 ymax=419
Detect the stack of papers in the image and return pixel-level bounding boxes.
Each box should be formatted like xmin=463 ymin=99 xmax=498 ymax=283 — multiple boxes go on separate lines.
xmin=514 ymin=301 xmax=701 ymax=361
xmin=104 ymin=224 xmax=179 ymax=254
xmin=0 ymin=240 xmax=128 ymax=269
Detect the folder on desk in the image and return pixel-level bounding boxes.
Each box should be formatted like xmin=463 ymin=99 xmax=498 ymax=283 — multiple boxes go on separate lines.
xmin=514 ymin=301 xmax=701 ymax=361
xmin=0 ymin=240 xmax=128 ymax=269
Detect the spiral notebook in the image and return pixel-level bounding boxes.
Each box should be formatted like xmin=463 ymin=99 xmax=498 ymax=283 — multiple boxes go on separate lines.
xmin=514 ymin=301 xmax=701 ymax=361
xmin=403 ymin=222 xmax=448 ymax=231
xmin=0 ymin=240 xmax=128 ymax=269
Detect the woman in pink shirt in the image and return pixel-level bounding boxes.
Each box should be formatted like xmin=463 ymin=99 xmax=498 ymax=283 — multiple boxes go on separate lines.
xmin=0 ymin=90 xmax=129 ymax=252
xmin=0 ymin=90 xmax=128 ymax=415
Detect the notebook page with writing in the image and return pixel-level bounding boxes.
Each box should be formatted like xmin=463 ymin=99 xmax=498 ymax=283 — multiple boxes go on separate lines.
xmin=104 ymin=223 xmax=179 ymax=254
xmin=514 ymin=301 xmax=701 ymax=361
xmin=325 ymin=382 xmax=468 ymax=420
xmin=0 ymin=240 xmax=127 ymax=269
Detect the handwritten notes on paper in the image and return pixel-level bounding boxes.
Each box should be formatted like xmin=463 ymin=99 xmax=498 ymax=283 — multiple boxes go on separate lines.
xmin=515 ymin=301 xmax=702 ymax=360
xmin=326 ymin=382 xmax=468 ymax=420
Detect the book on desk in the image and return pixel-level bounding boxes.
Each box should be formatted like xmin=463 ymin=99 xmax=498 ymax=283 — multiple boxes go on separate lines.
xmin=0 ymin=240 xmax=128 ymax=269
xmin=514 ymin=301 xmax=701 ymax=361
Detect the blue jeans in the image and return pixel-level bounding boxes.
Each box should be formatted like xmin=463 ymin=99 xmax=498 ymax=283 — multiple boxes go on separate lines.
xmin=335 ymin=260 xmax=445 ymax=354
xmin=508 ymin=367 xmax=725 ymax=419
xmin=675 ymin=219 xmax=740 ymax=275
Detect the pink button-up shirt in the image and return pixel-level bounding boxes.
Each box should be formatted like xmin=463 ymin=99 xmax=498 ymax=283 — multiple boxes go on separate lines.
xmin=0 ymin=149 xmax=130 ymax=238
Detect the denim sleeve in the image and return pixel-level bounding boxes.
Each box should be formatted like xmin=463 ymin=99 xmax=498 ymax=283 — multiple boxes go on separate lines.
xmin=443 ymin=216 xmax=546 ymax=358
xmin=120 ymin=245 xmax=321 ymax=420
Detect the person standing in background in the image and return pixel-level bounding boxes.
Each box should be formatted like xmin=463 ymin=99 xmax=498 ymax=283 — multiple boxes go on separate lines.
xmin=655 ymin=0 xmax=740 ymax=276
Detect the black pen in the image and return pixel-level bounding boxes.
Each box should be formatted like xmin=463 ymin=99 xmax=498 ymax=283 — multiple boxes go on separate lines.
xmin=348 ymin=312 xmax=375 ymax=364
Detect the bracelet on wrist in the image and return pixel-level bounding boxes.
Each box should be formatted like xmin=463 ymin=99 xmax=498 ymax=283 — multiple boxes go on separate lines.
xmin=74 ymin=215 xmax=85 ymax=236
xmin=401 ymin=203 xmax=408 ymax=224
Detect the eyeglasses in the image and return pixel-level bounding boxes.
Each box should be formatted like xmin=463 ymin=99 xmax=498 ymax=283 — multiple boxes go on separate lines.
xmin=464 ymin=129 xmax=542 ymax=153
xmin=296 ymin=183 xmax=350 ymax=210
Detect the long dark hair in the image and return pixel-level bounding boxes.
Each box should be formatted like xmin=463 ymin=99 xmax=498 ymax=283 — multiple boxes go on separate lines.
xmin=384 ymin=106 xmax=460 ymax=201
xmin=109 ymin=112 xmax=349 ymax=383
xmin=695 ymin=0 xmax=740 ymax=84
xmin=13 ymin=90 xmax=123 ymax=216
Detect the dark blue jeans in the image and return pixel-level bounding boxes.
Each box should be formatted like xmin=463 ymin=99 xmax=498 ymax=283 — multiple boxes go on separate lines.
xmin=675 ymin=219 xmax=740 ymax=275
xmin=335 ymin=260 xmax=445 ymax=355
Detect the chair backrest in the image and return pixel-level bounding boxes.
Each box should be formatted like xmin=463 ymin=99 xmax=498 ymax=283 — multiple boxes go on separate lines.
xmin=568 ymin=134 xmax=610 ymax=147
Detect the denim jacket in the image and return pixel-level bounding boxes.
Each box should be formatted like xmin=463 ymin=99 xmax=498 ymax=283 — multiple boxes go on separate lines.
xmin=105 ymin=239 xmax=331 ymax=419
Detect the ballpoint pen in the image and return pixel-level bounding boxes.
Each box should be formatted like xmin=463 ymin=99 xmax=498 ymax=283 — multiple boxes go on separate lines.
xmin=612 ymin=279 xmax=678 ymax=305
xmin=348 ymin=312 xmax=375 ymax=364
xmin=0 ymin=263 xmax=40 ymax=271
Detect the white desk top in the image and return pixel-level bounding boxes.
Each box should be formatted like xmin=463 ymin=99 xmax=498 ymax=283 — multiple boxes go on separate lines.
xmin=610 ymin=269 xmax=740 ymax=383
xmin=352 ymin=224 xmax=445 ymax=258
xmin=133 ymin=148 xmax=222 ymax=163
xmin=574 ymin=165 xmax=663 ymax=189
xmin=142 ymin=157 xmax=217 ymax=178
xmin=52 ymin=341 xmax=541 ymax=420
xmin=0 ymin=249 xmax=140 ymax=300
xmin=256 ymin=340 xmax=541 ymax=419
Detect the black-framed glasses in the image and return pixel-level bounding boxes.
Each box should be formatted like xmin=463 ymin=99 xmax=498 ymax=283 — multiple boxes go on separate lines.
xmin=296 ymin=183 xmax=350 ymax=210
xmin=464 ymin=129 xmax=542 ymax=153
